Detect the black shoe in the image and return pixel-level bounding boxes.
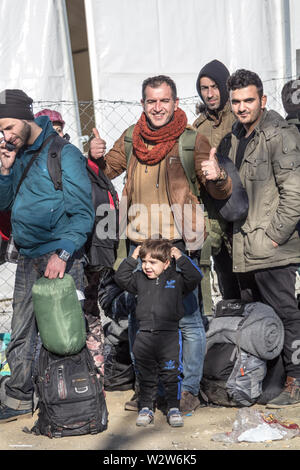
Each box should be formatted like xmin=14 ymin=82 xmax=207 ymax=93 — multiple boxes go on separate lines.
xmin=0 ymin=404 xmax=32 ymax=423
xmin=124 ymin=393 xmax=138 ymax=411
xmin=266 ymin=376 xmax=300 ymax=409
xmin=180 ymin=391 xmax=200 ymax=413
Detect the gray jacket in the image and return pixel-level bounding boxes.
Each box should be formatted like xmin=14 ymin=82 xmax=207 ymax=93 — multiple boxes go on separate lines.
xmin=228 ymin=109 xmax=300 ymax=272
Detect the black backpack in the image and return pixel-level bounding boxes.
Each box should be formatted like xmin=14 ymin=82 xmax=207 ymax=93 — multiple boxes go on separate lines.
xmin=47 ymin=134 xmax=119 ymax=268
xmin=201 ymin=300 xmax=285 ymax=407
xmin=30 ymin=345 xmax=108 ymax=438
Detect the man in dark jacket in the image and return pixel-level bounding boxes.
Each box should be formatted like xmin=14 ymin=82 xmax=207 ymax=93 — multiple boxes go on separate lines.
xmin=226 ymin=69 xmax=300 ymax=408
xmin=193 ymin=59 xmax=240 ymax=301
xmin=193 ymin=59 xmax=236 ymax=149
xmin=89 ymin=74 xmax=232 ymax=413
xmin=0 ymin=89 xmax=94 ymax=422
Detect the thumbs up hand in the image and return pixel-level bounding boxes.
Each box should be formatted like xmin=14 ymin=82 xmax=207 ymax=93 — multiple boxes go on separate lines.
xmin=89 ymin=127 xmax=107 ymax=160
xmin=201 ymin=147 xmax=222 ymax=181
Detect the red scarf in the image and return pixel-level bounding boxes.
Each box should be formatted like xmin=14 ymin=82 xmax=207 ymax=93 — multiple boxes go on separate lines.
xmin=132 ymin=108 xmax=187 ymax=165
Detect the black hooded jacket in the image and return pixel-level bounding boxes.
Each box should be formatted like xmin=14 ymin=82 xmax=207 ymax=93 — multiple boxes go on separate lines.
xmin=196 ymin=59 xmax=230 ymax=112
xmin=114 ymin=255 xmax=203 ymax=331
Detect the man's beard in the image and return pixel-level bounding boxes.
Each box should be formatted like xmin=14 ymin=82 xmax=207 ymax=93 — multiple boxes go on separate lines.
xmin=20 ymin=120 xmax=31 ymax=147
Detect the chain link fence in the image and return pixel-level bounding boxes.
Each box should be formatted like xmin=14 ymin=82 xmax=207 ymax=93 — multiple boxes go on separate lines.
xmin=0 ymin=77 xmax=294 ymax=333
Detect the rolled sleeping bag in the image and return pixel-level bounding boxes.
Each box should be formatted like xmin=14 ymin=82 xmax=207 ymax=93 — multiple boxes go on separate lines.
xmin=206 ymin=302 xmax=284 ymax=360
xmin=32 ymin=274 xmax=86 ymax=355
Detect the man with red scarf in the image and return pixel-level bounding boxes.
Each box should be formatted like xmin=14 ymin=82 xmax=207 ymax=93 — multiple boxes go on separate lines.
xmin=89 ymin=75 xmax=232 ymax=413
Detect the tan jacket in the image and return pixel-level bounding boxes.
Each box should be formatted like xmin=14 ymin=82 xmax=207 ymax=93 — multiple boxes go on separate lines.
xmin=227 ymin=109 xmax=300 ymax=273
xmin=101 ymin=126 xmax=232 ymax=250
xmin=193 ymin=101 xmax=235 ymax=149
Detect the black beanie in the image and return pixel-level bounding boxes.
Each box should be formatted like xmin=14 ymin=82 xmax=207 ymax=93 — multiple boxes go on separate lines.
xmin=196 ymin=59 xmax=230 ymax=111
xmin=0 ymin=89 xmax=34 ymax=120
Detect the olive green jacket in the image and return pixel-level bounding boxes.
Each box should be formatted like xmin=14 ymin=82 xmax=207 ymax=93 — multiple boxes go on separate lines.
xmin=193 ymin=101 xmax=236 ymax=149
xmin=227 ymin=109 xmax=300 ymax=273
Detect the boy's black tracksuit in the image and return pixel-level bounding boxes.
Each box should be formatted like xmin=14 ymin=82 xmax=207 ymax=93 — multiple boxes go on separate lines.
xmin=114 ymin=255 xmax=203 ymax=410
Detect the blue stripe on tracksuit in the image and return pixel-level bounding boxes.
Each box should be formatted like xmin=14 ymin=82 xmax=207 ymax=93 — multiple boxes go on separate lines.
xmin=177 ymin=328 xmax=183 ymax=400
xmin=181 ymin=254 xmax=203 ymax=278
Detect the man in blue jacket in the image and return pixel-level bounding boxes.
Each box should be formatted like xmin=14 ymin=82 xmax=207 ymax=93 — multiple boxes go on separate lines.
xmin=0 ymin=89 xmax=95 ymax=421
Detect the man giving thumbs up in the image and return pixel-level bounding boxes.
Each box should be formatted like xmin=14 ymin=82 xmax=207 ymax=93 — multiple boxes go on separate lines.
xmin=88 ymin=75 xmax=232 ymax=414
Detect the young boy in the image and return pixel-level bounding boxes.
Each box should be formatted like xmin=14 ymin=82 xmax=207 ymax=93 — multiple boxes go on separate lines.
xmin=114 ymin=239 xmax=203 ymax=427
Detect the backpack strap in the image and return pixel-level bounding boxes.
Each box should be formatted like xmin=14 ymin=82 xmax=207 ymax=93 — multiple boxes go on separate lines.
xmin=124 ymin=124 xmax=135 ymax=168
xmin=178 ymin=128 xmax=199 ymax=197
xmin=15 ymin=134 xmax=56 ymax=196
xmin=47 ymin=135 xmax=70 ymax=190
xmin=113 ymin=124 xmax=136 ymax=267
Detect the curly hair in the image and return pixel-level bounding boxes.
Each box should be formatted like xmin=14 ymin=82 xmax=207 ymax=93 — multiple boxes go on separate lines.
xmin=142 ymin=75 xmax=177 ymax=102
xmin=139 ymin=238 xmax=172 ymax=263
xmin=227 ymin=69 xmax=264 ymax=99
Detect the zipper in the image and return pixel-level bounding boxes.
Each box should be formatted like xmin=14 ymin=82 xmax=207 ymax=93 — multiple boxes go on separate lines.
xmin=57 ymin=364 xmax=67 ymax=399
xmin=156 ymin=162 xmax=161 ymax=188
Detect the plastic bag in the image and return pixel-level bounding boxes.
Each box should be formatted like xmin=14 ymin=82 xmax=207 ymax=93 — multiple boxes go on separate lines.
xmin=212 ymin=408 xmax=300 ymax=443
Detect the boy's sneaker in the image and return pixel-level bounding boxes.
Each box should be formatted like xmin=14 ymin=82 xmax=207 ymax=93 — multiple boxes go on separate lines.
xmin=136 ymin=407 xmax=154 ymax=427
xmin=0 ymin=404 xmax=32 ymax=423
xmin=167 ymin=408 xmax=184 ymax=427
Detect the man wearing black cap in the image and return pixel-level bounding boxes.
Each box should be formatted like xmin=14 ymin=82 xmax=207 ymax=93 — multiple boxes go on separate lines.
xmin=0 ymin=89 xmax=95 ymax=421
xmin=193 ymin=59 xmax=235 ymax=149
xmin=193 ymin=60 xmax=240 ymax=301
xmin=226 ymin=69 xmax=300 ymax=408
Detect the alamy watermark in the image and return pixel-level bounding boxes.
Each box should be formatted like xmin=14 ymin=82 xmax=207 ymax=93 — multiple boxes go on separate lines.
xmin=95 ymin=199 xmax=205 ymax=251
xmin=291 ymin=340 xmax=300 ymax=365
xmin=291 ymin=79 xmax=300 ymax=105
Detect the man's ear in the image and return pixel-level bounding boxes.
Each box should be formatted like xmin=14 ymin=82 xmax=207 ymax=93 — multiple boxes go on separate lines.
xmin=261 ymin=94 xmax=267 ymax=110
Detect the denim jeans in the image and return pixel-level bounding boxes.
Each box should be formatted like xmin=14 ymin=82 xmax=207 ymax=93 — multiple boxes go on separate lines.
xmin=1 ymin=251 xmax=86 ymax=410
xmin=179 ymin=285 xmax=206 ymax=396
xmin=128 ymin=241 xmax=206 ymax=397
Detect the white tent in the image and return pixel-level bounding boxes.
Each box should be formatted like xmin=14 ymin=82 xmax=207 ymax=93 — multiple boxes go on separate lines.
xmin=0 ymin=0 xmax=82 ymax=147
xmin=85 ymin=0 xmax=299 ymax=128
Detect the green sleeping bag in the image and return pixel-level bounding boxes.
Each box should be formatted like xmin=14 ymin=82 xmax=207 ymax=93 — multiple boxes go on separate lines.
xmin=32 ymin=274 xmax=86 ymax=355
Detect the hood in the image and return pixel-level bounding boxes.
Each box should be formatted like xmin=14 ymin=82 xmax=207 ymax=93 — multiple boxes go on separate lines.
xmin=196 ymin=59 xmax=230 ymax=112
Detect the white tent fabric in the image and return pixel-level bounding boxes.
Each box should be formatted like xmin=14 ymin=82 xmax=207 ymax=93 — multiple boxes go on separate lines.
xmin=85 ymin=0 xmax=296 ymax=197
xmin=0 ymin=0 xmax=82 ymax=147
xmin=85 ymin=0 xmax=293 ymax=124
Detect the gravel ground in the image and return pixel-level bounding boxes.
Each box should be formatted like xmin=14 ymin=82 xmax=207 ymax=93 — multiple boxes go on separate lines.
xmin=1 ymin=388 xmax=300 ymax=459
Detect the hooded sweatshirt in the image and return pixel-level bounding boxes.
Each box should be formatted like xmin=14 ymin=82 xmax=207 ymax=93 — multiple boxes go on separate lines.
xmin=196 ymin=59 xmax=230 ymax=112
xmin=193 ymin=59 xmax=235 ymax=148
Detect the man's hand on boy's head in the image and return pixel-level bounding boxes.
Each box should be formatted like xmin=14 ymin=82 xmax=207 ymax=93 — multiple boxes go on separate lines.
xmin=170 ymin=246 xmax=182 ymax=260
xmin=131 ymin=245 xmax=141 ymax=260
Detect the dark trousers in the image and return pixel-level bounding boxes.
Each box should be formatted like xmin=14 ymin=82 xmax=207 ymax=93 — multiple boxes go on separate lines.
xmin=213 ymin=241 xmax=240 ymax=300
xmin=133 ymin=330 xmax=183 ymax=410
xmin=237 ymin=264 xmax=300 ymax=379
